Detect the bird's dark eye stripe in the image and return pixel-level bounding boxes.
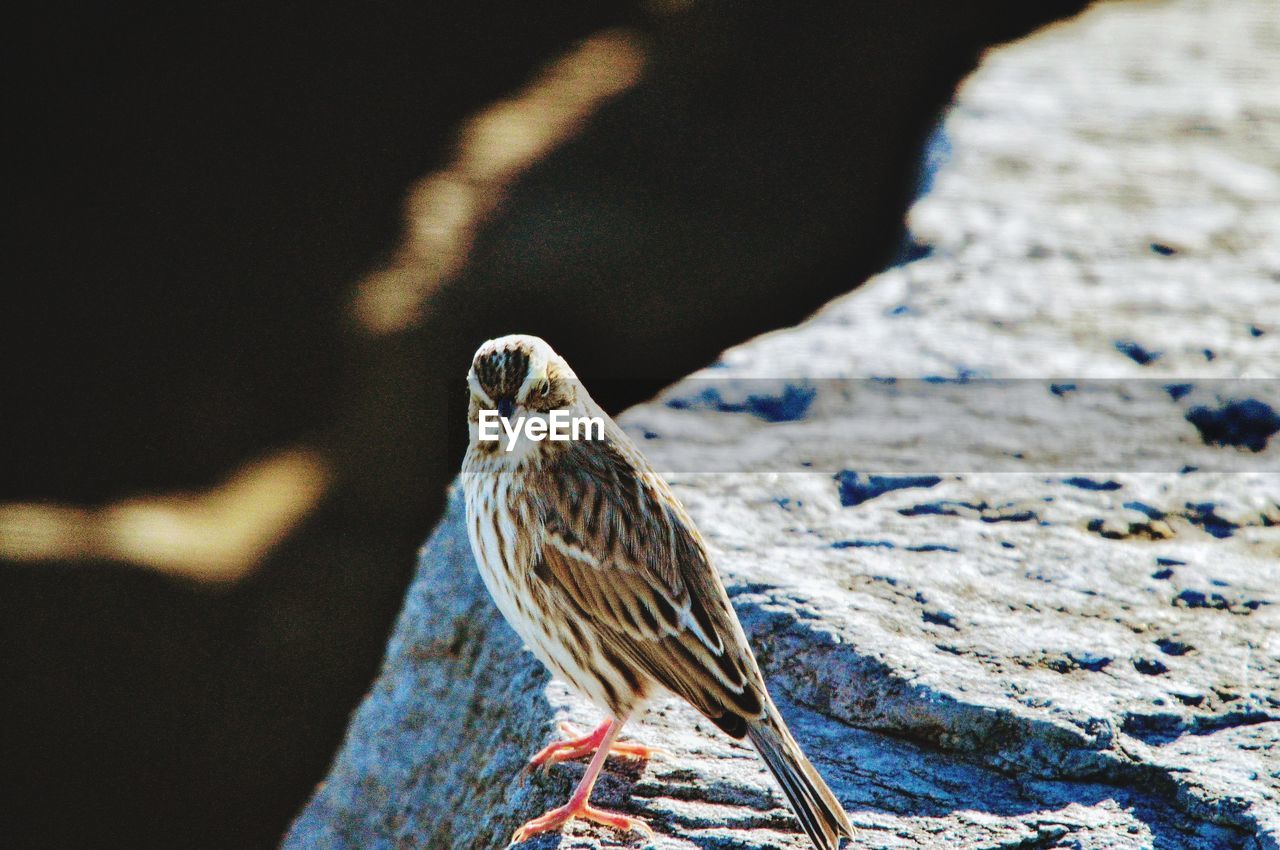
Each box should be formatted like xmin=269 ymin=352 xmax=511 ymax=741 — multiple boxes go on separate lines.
xmin=474 ymin=348 xmax=531 ymax=402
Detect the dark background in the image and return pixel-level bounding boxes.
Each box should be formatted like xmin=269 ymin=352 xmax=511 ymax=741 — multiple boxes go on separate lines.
xmin=3 ymin=1 xmax=1089 ymax=847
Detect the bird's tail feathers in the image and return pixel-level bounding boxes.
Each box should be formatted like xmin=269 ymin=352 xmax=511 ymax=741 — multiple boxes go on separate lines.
xmin=747 ymin=713 xmax=854 ymax=850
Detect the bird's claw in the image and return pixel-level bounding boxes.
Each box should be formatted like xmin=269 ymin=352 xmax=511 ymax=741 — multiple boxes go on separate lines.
xmin=509 ymin=800 xmax=653 ymax=845
xmin=526 ymin=720 xmax=663 ymax=775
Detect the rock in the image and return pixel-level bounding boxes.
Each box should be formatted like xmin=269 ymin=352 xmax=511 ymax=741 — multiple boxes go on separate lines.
xmin=286 ymin=1 xmax=1280 ymax=848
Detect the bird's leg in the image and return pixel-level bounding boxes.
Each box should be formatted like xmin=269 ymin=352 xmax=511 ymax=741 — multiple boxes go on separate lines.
xmin=511 ymin=717 xmax=653 ymax=845
xmin=526 ymin=717 xmax=659 ymax=771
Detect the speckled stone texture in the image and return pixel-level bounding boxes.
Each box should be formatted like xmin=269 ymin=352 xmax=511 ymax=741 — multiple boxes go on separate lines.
xmin=285 ymin=1 xmax=1279 ymax=848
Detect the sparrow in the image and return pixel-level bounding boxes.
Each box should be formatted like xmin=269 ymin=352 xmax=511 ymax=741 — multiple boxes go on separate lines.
xmin=461 ymin=334 xmax=853 ymax=849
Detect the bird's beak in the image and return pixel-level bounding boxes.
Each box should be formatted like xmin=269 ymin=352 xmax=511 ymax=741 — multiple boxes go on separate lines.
xmin=496 ymin=398 xmax=516 ymax=419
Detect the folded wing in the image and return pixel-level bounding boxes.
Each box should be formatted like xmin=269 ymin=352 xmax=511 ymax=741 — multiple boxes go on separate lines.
xmin=531 ymin=433 xmax=765 ymax=737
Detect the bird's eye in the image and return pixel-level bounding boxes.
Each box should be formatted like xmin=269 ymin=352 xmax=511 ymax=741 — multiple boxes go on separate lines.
xmin=538 ymin=378 xmax=551 ymax=397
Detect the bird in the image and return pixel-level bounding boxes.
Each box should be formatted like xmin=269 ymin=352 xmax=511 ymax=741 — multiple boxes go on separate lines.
xmin=461 ymin=334 xmax=854 ymax=849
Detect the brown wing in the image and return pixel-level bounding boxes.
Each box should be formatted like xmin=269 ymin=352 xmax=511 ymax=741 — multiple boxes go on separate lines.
xmin=531 ymin=430 xmax=765 ymax=737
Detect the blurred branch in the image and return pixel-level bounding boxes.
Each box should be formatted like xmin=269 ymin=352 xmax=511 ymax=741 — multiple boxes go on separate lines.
xmin=0 ymin=448 xmax=329 ymax=583
xmin=353 ymin=28 xmax=647 ymax=335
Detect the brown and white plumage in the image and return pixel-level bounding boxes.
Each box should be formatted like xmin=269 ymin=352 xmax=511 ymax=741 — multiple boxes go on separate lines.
xmin=462 ymin=334 xmax=853 ymax=849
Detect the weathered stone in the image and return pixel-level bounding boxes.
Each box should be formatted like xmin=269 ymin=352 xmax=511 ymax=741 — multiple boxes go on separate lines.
xmin=286 ymin=1 xmax=1279 ymax=848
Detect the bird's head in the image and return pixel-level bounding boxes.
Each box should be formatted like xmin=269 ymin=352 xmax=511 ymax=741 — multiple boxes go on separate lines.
xmin=466 ymin=334 xmax=579 ymax=423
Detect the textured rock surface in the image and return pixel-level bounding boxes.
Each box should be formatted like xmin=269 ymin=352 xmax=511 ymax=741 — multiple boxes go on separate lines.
xmin=286 ymin=2 xmax=1279 ymax=848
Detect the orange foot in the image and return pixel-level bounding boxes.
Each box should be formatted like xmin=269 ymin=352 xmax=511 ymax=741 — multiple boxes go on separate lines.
xmin=528 ymin=721 xmax=661 ymax=771
xmin=511 ymin=798 xmax=653 ymax=845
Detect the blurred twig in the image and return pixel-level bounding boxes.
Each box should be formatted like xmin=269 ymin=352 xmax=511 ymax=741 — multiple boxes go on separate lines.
xmin=352 ymin=28 xmax=647 ymax=335
xmin=0 ymin=448 xmax=329 ymax=583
